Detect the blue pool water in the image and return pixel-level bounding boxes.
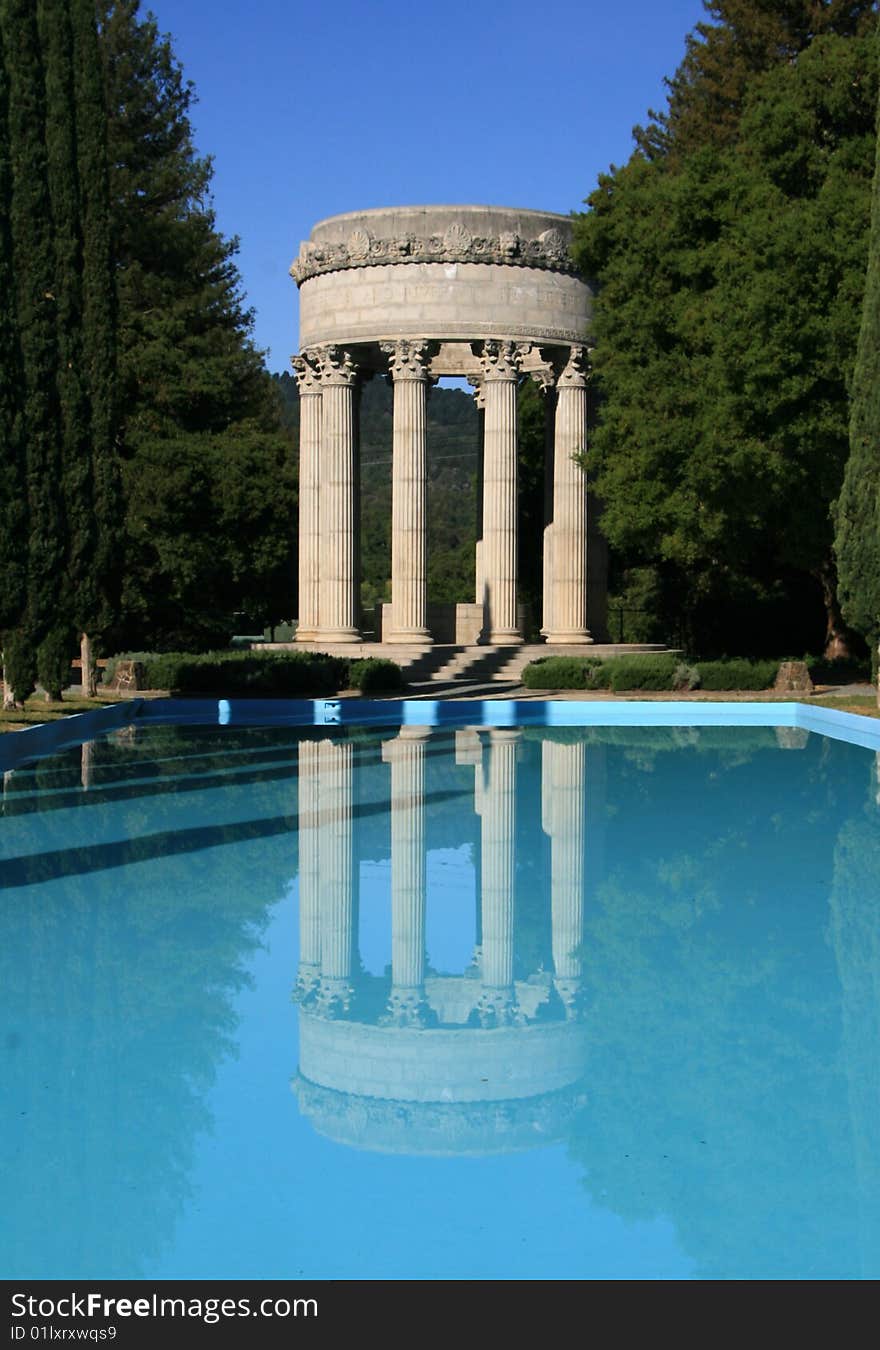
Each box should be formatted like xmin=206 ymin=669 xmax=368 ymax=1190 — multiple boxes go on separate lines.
xmin=2 ymin=716 xmax=879 ymax=1280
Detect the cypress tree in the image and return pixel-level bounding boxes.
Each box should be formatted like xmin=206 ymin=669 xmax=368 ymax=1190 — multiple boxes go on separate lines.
xmin=834 ymin=21 xmax=880 ymax=665
xmin=0 ymin=21 xmax=28 ymax=705
xmin=1 ymin=0 xmax=66 ymax=701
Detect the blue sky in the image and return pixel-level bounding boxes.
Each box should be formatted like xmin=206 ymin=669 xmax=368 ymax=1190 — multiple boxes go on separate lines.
xmin=151 ymin=0 xmax=708 ymax=371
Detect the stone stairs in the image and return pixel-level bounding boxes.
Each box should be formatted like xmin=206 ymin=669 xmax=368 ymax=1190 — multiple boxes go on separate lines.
xmin=266 ymin=639 xmax=668 ymax=687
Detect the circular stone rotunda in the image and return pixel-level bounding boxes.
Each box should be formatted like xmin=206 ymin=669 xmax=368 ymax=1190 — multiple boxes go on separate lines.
xmin=283 ymin=205 xmax=654 ymax=682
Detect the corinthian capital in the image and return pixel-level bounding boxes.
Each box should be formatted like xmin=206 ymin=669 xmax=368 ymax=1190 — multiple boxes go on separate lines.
xmin=479 ymin=339 xmax=528 ymax=381
xmin=557 ymin=345 xmax=592 ymax=389
xmin=290 ymin=348 xmax=323 ymax=394
xmin=380 ymin=338 xmax=432 ymax=381
xmin=317 ymin=344 xmax=358 ymax=386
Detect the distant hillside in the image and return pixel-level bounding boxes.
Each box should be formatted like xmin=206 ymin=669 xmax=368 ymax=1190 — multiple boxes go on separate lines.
xmin=274 ymin=372 xmax=478 ymax=611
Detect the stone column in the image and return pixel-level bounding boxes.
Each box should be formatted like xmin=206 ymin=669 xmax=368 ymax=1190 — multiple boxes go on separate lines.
xmin=382 ymin=341 xmax=432 ymax=643
xmin=293 ymin=739 xmax=322 ymax=1003
xmin=477 ymin=728 xmax=521 ymax=1025
xmin=545 ymin=345 xmax=592 ymax=644
xmin=543 ymin=739 xmax=586 ymax=1017
xmin=316 ymin=345 xmax=361 ymax=642
xmin=478 ymin=341 xmax=526 ymax=644
xmin=291 ymin=350 xmax=323 ymax=640
xmin=382 ymin=727 xmax=432 ymax=1025
xmin=316 ymin=738 xmax=355 ymax=1016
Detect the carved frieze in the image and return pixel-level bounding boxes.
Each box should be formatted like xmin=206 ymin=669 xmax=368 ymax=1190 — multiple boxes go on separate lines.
xmin=290 ymin=222 xmax=578 ymax=286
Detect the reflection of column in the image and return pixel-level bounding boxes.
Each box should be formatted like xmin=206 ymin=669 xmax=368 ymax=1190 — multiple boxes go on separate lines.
xmin=291 ymin=350 xmax=323 ymax=640
xmin=317 ymin=345 xmax=360 ymax=642
xmin=546 ymin=346 xmax=591 ymax=643
xmin=316 ymin=739 xmax=355 ymax=1016
xmin=477 ymin=729 xmax=521 ymax=1025
xmin=294 ymin=740 xmax=322 ymax=1003
xmin=382 ymin=727 xmax=433 ymax=1025
xmin=382 ymin=341 xmax=432 ymax=643
xmin=543 ymin=739 xmax=586 ymax=1017
xmin=479 ymin=341 xmax=526 ymax=644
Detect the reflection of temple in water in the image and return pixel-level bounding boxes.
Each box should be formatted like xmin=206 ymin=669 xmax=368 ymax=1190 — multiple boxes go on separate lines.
xmin=292 ymin=729 xmax=596 ymax=1156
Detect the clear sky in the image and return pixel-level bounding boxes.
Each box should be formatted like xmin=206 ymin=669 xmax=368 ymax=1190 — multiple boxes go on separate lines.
xmin=149 ymin=0 xmax=708 ymax=372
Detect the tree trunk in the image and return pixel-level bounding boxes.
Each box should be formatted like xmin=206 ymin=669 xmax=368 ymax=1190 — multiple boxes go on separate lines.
xmin=817 ymin=562 xmax=860 ymax=661
xmin=1 ymin=662 xmax=13 ymax=711
xmin=80 ymin=631 xmax=96 ymax=697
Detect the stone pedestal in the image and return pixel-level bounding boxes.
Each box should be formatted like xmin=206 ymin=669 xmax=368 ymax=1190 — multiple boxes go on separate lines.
xmin=545 ymin=346 xmax=591 ymax=643
xmin=291 ymin=351 xmax=322 ymax=641
xmin=317 ymin=346 xmax=361 ymax=643
xmin=383 ymin=341 xmax=432 ymax=643
xmin=479 ymin=342 xmax=525 ymax=645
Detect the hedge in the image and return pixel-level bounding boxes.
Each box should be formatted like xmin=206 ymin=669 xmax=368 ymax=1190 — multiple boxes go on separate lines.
xmin=103 ymin=649 xmax=405 ymax=696
xmin=521 ymin=657 xmax=609 ymax=690
xmin=521 ymin=654 xmax=781 ymax=692
xmin=694 ymin=659 xmax=779 ymax=691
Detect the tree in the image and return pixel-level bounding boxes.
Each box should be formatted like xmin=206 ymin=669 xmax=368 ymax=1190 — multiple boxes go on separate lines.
xmin=96 ymin=2 xmax=295 ymax=650
xmin=636 ymin=0 xmax=877 ymax=160
xmin=834 ymin=21 xmax=880 ymax=665
xmin=575 ymin=25 xmax=877 ymax=655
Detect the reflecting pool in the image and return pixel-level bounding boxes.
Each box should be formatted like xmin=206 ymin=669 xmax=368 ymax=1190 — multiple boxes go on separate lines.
xmin=1 ymin=721 xmax=879 ymax=1279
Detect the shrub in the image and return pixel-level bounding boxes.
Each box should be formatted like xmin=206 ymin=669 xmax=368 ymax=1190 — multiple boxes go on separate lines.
xmin=2 ymin=631 xmax=37 ymax=704
xmin=694 ymin=658 xmax=779 ymax=691
xmin=349 ymin=658 xmax=404 ymax=693
xmin=36 ymin=628 xmax=74 ymax=700
xmin=603 ymin=654 xmax=680 ymax=691
xmin=521 ymin=657 xmax=609 ymax=690
xmin=104 ymin=648 xmax=350 ymax=696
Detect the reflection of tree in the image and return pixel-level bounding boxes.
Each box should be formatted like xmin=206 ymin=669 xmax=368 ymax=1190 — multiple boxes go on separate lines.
xmin=0 ymin=726 xmax=295 ymax=1278
xmin=829 ymin=813 xmax=880 ymax=1279
xmin=565 ymin=731 xmax=878 ymax=1279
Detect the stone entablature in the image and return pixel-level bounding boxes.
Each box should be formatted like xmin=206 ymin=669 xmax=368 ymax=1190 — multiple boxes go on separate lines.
xmin=290 ymin=221 xmax=575 ymax=285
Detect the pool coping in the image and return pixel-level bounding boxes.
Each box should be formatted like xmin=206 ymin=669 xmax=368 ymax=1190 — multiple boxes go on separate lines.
xmin=1 ymin=695 xmax=879 ymax=771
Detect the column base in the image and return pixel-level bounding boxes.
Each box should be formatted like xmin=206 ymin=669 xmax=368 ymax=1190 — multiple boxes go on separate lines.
xmin=485 ymin=629 xmax=523 ymax=646
xmin=312 ymin=627 xmax=362 ymax=643
xmin=294 ymin=629 xmax=318 ymax=643
xmin=384 ymin=628 xmax=433 ymax=645
xmin=545 ymin=629 xmax=593 ymax=645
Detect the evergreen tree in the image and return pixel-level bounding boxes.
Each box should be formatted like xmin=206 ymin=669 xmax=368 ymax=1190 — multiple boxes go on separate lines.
xmin=96 ymin=2 xmax=295 ymax=649
xmin=1 ymin=0 xmax=66 ymax=700
xmin=576 ymin=20 xmax=877 ymax=655
xmin=834 ymin=21 xmax=880 ymax=659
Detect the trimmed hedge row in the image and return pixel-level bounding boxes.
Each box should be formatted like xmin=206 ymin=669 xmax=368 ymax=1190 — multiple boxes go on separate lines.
xmin=103 ymin=650 xmax=405 ymax=696
xmin=522 ymin=654 xmax=781 ymax=692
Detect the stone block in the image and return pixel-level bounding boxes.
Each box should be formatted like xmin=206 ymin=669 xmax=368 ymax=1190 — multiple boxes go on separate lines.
xmin=774 ymin=661 xmax=813 ymax=693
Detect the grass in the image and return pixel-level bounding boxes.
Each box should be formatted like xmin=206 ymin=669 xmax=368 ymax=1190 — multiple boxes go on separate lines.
xmin=0 ymin=694 xmax=109 ymax=733
xmin=809 ymin=694 xmax=880 ymax=719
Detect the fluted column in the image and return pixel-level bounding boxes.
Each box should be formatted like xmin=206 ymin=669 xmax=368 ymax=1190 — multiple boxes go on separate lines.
xmin=479 ymin=341 xmax=526 ymax=644
xmin=316 ymin=345 xmax=360 ymax=642
xmin=477 ymin=728 xmax=521 ymax=1025
xmin=291 ymin=350 xmax=323 ymax=640
xmin=293 ymin=739 xmax=322 ymax=1003
xmin=382 ymin=341 xmax=432 ymax=643
xmin=543 ymin=739 xmax=587 ymax=1017
xmin=546 ymin=346 xmax=591 ymax=643
xmin=316 ymin=738 xmax=355 ymax=1016
xmin=382 ymin=727 xmax=432 ymax=1025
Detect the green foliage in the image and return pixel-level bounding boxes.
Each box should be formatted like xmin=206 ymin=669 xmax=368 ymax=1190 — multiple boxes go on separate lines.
xmin=35 ymin=625 xmax=73 ymax=700
xmin=835 ymin=22 xmax=880 ymax=648
xmin=2 ymin=630 xmax=36 ymax=703
xmin=575 ymin=25 xmax=878 ymax=656
xmin=694 ymin=657 xmax=779 ymax=690
xmin=348 ymin=658 xmax=404 ymax=694
xmin=126 ymin=649 xmax=349 ymax=696
xmin=604 ymin=654 xmax=681 ymax=691
xmin=96 ymin=3 xmax=295 ymax=649
xmin=521 ymin=657 xmax=610 ymax=690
